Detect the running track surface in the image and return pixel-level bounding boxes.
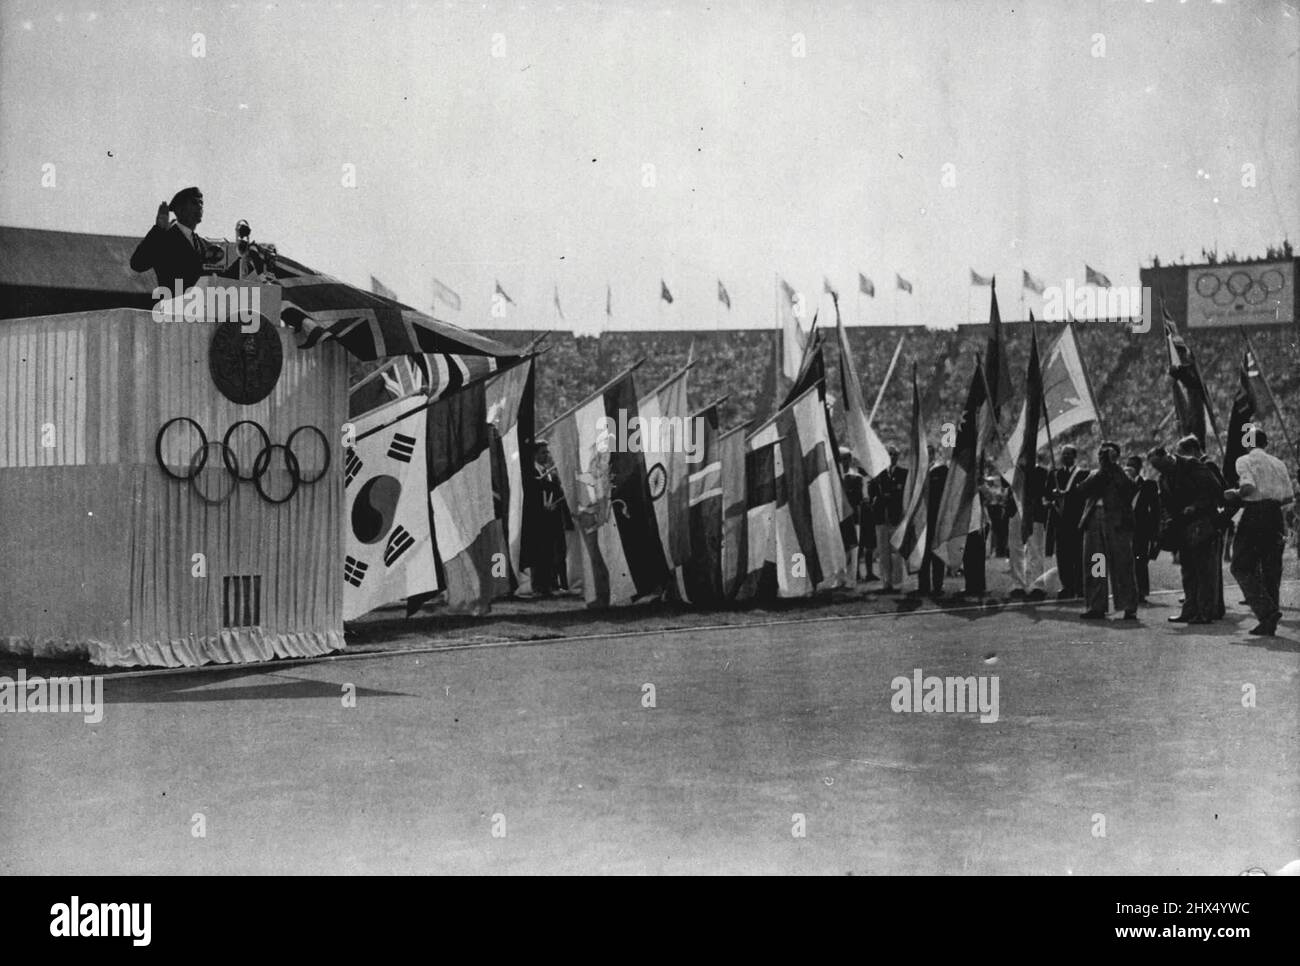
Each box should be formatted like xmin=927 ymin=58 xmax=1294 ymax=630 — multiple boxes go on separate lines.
xmin=2 ymin=579 xmax=1296 ymax=874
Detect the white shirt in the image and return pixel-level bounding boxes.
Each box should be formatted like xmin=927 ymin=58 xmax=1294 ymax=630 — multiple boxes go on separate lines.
xmin=1236 ymin=448 xmax=1295 ymax=503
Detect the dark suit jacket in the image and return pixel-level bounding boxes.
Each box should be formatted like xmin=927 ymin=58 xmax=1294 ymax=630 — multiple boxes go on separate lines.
xmin=1023 ymin=465 xmax=1051 ymax=524
xmin=1077 ymin=464 xmax=1136 ymax=533
xmin=925 ymin=464 xmax=948 ymax=538
xmin=870 ymin=465 xmax=908 ymax=526
xmin=130 ymin=222 xmax=208 ymax=292
xmin=1150 ymin=453 xmax=1221 ymax=519
xmin=1046 ymin=465 xmax=1087 ymax=553
xmin=1132 ymin=478 xmax=1161 ymax=548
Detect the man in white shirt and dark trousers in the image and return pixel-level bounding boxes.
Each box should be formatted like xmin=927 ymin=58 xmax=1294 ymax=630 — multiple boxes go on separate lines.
xmin=1225 ymin=429 xmax=1296 ymax=636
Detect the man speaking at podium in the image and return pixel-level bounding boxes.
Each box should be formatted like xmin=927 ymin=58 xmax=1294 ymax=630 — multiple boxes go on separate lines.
xmin=129 ymin=186 xmax=214 ymax=293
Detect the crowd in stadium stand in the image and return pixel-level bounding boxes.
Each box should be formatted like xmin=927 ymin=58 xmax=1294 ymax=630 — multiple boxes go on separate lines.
xmin=498 ymin=321 xmax=1298 ymax=472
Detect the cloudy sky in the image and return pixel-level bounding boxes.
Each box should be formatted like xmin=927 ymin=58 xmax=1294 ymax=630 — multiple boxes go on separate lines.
xmin=2 ymin=0 xmax=1296 ymax=329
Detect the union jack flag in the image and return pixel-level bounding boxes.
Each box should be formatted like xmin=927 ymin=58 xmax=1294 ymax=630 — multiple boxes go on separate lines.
xmin=273 ymin=256 xmax=519 ymax=362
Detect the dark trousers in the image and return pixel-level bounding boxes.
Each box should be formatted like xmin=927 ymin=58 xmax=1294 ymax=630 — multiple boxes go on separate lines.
xmin=1056 ymin=527 xmax=1083 ymax=596
xmin=1178 ymin=539 xmax=1220 ymax=621
xmin=1083 ymin=517 xmax=1138 ymax=614
xmin=918 ymin=550 xmax=945 ymax=595
xmin=1212 ymin=533 xmax=1225 ymax=618
xmin=1230 ymin=503 xmax=1285 ymax=623
xmin=963 ymin=531 xmax=986 ymax=595
xmin=1134 ymin=548 xmax=1151 ymax=600
xmin=860 ymin=511 xmax=877 ymax=575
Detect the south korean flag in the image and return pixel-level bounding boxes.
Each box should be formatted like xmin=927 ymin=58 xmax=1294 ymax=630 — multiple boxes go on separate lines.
xmin=342 ymin=395 xmax=440 ymax=620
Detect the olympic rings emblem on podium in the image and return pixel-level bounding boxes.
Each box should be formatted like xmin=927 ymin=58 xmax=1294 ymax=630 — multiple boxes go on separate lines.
xmin=155 ymin=417 xmax=331 ymax=505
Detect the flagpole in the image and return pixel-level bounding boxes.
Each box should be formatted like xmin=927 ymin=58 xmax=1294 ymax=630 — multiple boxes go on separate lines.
xmin=692 ymin=394 xmax=731 ymax=417
xmin=644 ymin=358 xmax=698 ymax=399
xmin=868 ymin=333 xmax=906 ymax=426
xmin=536 ymin=357 xmax=647 ymax=437
xmin=1037 ymin=334 xmax=1057 ymax=471
xmin=1241 ymin=326 xmax=1300 ymax=465
xmin=748 ymin=373 xmax=828 ymax=437
xmin=719 ymin=418 xmax=755 ymax=440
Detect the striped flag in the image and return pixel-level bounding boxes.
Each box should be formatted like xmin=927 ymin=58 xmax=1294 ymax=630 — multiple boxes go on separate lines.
xmin=485 ymin=358 xmax=536 ymax=592
xmin=431 ymin=276 xmax=462 ymax=312
xmin=775 ymin=386 xmax=848 ymax=593
xmin=426 ymin=380 xmax=509 ymax=615
xmin=638 ymin=365 xmax=692 ymax=569
xmin=342 ymin=396 xmax=440 ymax=620
xmin=891 ymin=364 xmax=931 ymax=571
xmin=676 ymin=405 xmax=725 ymax=604
xmin=545 ymin=369 xmax=668 ymax=606
xmin=738 ymin=433 xmax=780 ymax=601
xmin=744 ymin=386 xmax=847 ymax=597
xmin=416 ymin=352 xmax=499 ymax=401
xmin=932 ymin=358 xmax=996 ymax=566
xmin=718 ymin=422 xmax=749 ymax=599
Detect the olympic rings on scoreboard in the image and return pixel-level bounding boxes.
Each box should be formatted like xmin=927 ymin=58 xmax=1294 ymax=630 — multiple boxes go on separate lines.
xmin=1192 ymin=267 xmax=1286 ymax=308
xmin=154 ymin=417 xmax=331 ymax=504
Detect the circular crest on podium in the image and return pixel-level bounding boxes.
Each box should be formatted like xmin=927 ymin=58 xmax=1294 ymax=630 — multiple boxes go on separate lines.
xmin=209 ymin=315 xmax=282 ymax=405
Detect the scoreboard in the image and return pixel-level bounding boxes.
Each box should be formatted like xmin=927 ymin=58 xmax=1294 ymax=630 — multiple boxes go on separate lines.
xmin=1184 ymin=259 xmax=1295 ymax=328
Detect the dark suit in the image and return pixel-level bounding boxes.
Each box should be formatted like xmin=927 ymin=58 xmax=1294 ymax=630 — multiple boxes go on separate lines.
xmin=130 ymin=222 xmax=209 ymax=293
xmin=1202 ymin=458 xmax=1228 ymax=619
xmin=871 ymin=465 xmax=908 ymax=588
xmin=1049 ymin=465 xmax=1088 ymax=596
xmin=918 ymin=464 xmax=948 ymax=595
xmin=1131 ymin=478 xmax=1160 ymax=600
xmin=1150 ymin=453 xmax=1223 ymax=621
xmin=1077 ymin=464 xmax=1138 ymax=614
